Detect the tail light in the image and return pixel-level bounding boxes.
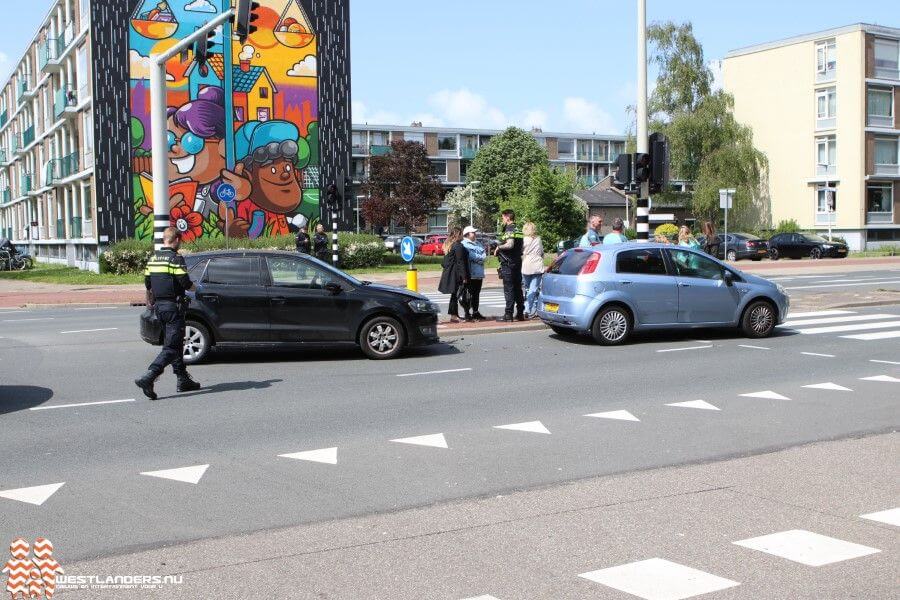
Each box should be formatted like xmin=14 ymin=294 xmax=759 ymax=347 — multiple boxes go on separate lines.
xmin=580 ymin=252 xmax=602 ymax=275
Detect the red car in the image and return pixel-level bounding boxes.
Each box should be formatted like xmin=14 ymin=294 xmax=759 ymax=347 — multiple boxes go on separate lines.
xmin=420 ymin=235 xmax=448 ymax=256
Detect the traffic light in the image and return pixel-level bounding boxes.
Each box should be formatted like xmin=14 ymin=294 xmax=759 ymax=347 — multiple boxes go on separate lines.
xmin=613 ymin=153 xmax=632 ymax=190
xmin=326 ymin=183 xmax=340 ymax=210
xmin=193 ymin=30 xmax=216 ymax=77
xmin=649 ymin=132 xmax=670 ymax=194
xmin=634 ymin=153 xmax=652 ymax=183
xmin=235 ymin=0 xmax=261 ymax=43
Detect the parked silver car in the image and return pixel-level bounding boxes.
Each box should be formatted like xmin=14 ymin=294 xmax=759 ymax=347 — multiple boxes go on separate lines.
xmin=537 ymin=243 xmax=790 ymax=345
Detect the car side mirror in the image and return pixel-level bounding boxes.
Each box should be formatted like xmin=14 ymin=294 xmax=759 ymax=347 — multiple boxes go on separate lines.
xmin=723 ymin=271 xmax=734 ymax=287
xmin=324 ymin=282 xmax=343 ymax=295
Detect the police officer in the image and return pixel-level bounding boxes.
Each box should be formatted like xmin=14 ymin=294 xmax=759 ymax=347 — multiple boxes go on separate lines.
xmin=493 ymin=209 xmax=525 ymax=322
xmin=135 ymin=227 xmax=201 ymax=400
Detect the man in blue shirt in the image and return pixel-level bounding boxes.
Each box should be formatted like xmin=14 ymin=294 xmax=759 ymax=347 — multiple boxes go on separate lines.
xmin=603 ymin=218 xmax=629 ymax=245
xmin=578 ymin=215 xmax=603 ymax=247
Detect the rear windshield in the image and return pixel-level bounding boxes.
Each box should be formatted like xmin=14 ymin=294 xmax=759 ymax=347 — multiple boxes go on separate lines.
xmin=736 ymin=233 xmax=762 ymax=240
xmin=548 ymin=250 xmax=595 ymax=275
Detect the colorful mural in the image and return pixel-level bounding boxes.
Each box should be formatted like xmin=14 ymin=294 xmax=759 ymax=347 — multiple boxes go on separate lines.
xmin=128 ymin=0 xmax=321 ymax=241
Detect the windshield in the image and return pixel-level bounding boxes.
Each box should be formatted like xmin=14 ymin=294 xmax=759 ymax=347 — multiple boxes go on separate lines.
xmin=803 ymin=234 xmax=828 ymax=242
xmin=305 ymin=254 xmax=364 ymax=286
xmin=735 ymin=233 xmax=762 ymax=240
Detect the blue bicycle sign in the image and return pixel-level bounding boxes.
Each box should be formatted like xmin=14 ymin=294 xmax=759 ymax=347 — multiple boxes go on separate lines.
xmin=400 ymin=236 xmax=417 ymax=263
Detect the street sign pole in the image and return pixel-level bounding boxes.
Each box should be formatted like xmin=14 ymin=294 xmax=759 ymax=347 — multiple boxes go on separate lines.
xmin=719 ymin=188 xmax=735 ymax=261
xmin=635 ymin=0 xmax=650 ymax=242
xmin=400 ymin=236 xmax=417 ymax=291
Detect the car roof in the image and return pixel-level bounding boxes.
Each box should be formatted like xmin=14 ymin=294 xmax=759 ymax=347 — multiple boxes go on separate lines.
xmin=185 ymin=250 xmax=304 ymax=261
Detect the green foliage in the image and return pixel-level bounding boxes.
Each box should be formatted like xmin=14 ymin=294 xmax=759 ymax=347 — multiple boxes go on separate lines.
xmin=306 ymin=122 xmax=320 ymax=167
xmin=337 ymin=232 xmax=386 ymax=269
xmin=130 ymin=117 xmax=145 ymax=149
xmin=296 ymin=135 xmax=311 ymax=170
xmin=654 ymin=223 xmax=679 ymax=238
xmin=527 ymin=165 xmax=586 ymax=250
xmin=101 ymin=238 xmax=153 ymax=275
xmin=774 ymin=219 xmax=801 ymax=234
xmin=445 ymin=184 xmax=490 ymax=229
xmin=648 ymin=21 xmax=712 ymax=117
xmin=466 ymin=127 xmax=549 ymax=218
xmin=624 ymin=228 xmax=637 ymax=240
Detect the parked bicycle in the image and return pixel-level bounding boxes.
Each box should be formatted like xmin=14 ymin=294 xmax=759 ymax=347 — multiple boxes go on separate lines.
xmin=0 ymin=239 xmax=33 ymax=271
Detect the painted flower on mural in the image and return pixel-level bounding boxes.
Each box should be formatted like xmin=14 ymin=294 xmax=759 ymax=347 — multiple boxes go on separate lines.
xmin=170 ymin=205 xmax=204 ymax=242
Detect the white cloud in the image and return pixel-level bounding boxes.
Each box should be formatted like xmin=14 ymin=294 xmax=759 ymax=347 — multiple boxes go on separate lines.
xmin=0 ymin=52 xmax=9 ymax=85
xmin=287 ymin=55 xmax=317 ymax=77
xmin=352 ymin=100 xmax=403 ymax=126
xmin=561 ymin=97 xmax=618 ymax=134
xmin=427 ymin=89 xmax=507 ymax=129
xmin=129 ymin=50 xmax=174 ymax=81
xmin=185 ymin=0 xmax=216 ymax=13
xmin=517 ymin=109 xmax=549 ymax=131
xmin=238 ymin=45 xmax=255 ymax=61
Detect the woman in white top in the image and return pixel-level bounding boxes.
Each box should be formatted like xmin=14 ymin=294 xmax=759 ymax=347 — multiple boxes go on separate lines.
xmin=521 ymin=222 xmax=545 ymax=318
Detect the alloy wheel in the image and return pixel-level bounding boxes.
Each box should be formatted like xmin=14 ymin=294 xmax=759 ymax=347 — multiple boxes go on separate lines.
xmin=599 ymin=310 xmax=628 ymax=342
xmin=183 ymin=325 xmax=206 ymax=362
xmin=367 ymin=322 xmax=398 ymax=356
xmin=811 ymin=248 xmax=822 ymax=259
xmin=749 ymin=304 xmax=774 ymax=335
xmin=769 ymin=248 xmax=779 ymax=260
xmin=727 ymin=250 xmax=737 ymax=262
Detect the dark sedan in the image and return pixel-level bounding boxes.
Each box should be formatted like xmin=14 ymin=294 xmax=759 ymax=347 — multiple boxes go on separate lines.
xmin=140 ymin=251 xmax=440 ymax=363
xmin=767 ymin=233 xmax=849 ymax=260
xmin=709 ymin=232 xmax=769 ymax=262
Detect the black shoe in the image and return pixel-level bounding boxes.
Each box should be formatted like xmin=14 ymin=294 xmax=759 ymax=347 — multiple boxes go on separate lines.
xmin=498 ymin=314 xmax=514 ymax=322
xmin=135 ymin=371 xmax=159 ymax=401
xmin=176 ymin=373 xmax=201 ymax=393
xmin=515 ymin=313 xmax=526 ymax=322
xmin=472 ymin=312 xmax=486 ymax=321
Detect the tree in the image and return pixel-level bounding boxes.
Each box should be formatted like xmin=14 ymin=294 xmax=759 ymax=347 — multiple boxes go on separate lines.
xmin=528 ymin=165 xmax=586 ymax=249
xmin=465 ymin=127 xmax=548 ymax=218
xmin=360 ymin=140 xmax=444 ymax=231
xmin=445 ymin=184 xmax=488 ymax=229
xmin=645 ymin=21 xmax=768 ymax=230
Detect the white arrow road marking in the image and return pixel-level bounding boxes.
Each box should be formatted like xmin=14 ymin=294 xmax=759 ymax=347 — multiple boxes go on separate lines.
xmin=493 ymin=421 xmax=551 ymax=434
xmin=740 ymin=390 xmax=791 ymax=401
xmin=278 ymin=447 xmax=338 ymax=465
xmin=390 ymin=433 xmax=448 ymax=449
xmin=665 ymin=400 xmax=720 ymax=411
xmin=0 ymin=483 xmax=65 ymax=506
xmin=803 ymin=382 xmax=853 ymax=392
xmin=870 ymin=359 xmax=900 ymax=365
xmin=585 ymin=410 xmax=640 ymax=422
xmin=140 ymin=465 xmax=209 ymax=484
xmin=860 ymin=375 xmax=900 ymax=383
xmin=860 ymin=508 xmax=900 ymax=527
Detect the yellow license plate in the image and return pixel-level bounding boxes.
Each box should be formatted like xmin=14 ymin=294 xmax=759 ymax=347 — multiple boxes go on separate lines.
xmin=544 ymin=303 xmax=559 ymax=313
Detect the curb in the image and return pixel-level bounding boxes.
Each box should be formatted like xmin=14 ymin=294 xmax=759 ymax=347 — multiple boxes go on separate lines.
xmin=439 ymin=322 xmax=548 ymax=337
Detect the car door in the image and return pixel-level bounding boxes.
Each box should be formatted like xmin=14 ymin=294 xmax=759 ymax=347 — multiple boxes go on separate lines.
xmin=265 ymin=255 xmax=363 ymax=342
xmin=196 ymin=256 xmax=270 ymax=341
xmin=667 ymin=248 xmax=742 ymax=324
xmin=787 ymin=233 xmax=805 ymax=258
xmin=613 ymin=248 xmax=678 ymax=325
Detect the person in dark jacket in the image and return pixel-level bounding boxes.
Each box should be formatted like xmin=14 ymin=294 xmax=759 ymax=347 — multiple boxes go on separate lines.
xmin=134 ymin=227 xmax=201 ymax=400
xmin=313 ymin=223 xmax=329 ymax=262
xmin=295 ymin=225 xmax=311 ymax=254
xmin=438 ymin=227 xmax=471 ymax=323
xmin=702 ymin=221 xmax=721 ymax=257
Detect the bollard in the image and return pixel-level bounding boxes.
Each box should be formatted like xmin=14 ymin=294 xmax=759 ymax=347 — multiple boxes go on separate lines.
xmin=406 ymin=266 xmax=418 ymax=292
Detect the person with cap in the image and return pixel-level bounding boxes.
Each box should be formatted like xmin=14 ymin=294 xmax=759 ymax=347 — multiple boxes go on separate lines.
xmin=493 ymin=209 xmax=525 ymax=322
xmin=461 ymin=225 xmax=487 ymax=321
xmin=603 ymin=217 xmax=629 ymax=245
xmin=227 ymin=119 xmax=304 ymax=238
xmin=135 ymin=227 xmax=201 ymax=400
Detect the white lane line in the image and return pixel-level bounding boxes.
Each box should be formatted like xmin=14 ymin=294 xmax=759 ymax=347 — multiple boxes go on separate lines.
xmin=30 ymin=399 xmax=135 ymax=411
xmin=73 ymin=306 xmax=119 ymax=310
xmin=785 ymin=279 xmax=900 ymax=290
xmin=870 ymin=359 xmax=900 ymax=365
xmin=802 ymin=352 xmax=836 ymax=358
xmin=780 ymin=314 xmax=896 ymax=327
xmin=494 ymin=421 xmax=551 ymax=434
xmin=2 ymin=317 xmax=54 ymax=322
xmin=843 ymin=330 xmax=900 ymax=341
xmin=739 ymin=344 xmax=770 ymax=350
xmin=60 ymin=327 xmax=119 ymax=334
xmin=656 ymin=345 xmax=712 ymax=353
xmin=785 ymin=310 xmax=855 ymax=319
xmin=579 ymin=558 xmax=740 ymax=599
xmin=0 ymin=310 xmax=28 ymax=314
xmin=795 ymin=320 xmax=900 ymax=335
xmin=860 ymin=508 xmax=900 ymax=527
xmin=803 ymin=382 xmax=853 ymax=392
xmin=733 ymin=530 xmax=879 ymax=566
xmin=396 ymin=368 xmax=473 ymax=378
xmin=860 ymin=375 xmax=900 ymax=383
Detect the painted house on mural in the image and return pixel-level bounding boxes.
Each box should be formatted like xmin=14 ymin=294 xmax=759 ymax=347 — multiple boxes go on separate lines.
xmin=0 ymin=0 xmax=351 ymax=271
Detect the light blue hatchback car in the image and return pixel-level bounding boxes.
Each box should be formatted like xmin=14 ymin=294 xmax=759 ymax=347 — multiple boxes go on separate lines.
xmin=538 ymin=243 xmax=790 ymax=345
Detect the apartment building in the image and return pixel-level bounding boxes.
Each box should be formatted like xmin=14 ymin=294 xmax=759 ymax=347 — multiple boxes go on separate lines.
xmin=350 ymin=124 xmax=626 ymax=231
xmin=723 ymin=23 xmax=900 ymax=250
xmin=0 ymin=0 xmax=95 ymax=268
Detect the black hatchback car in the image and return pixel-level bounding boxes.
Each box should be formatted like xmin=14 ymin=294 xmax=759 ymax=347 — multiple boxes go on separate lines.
xmin=708 ymin=232 xmax=769 ymax=262
xmin=140 ymin=251 xmax=440 ymax=363
xmin=767 ymin=233 xmax=848 ymax=260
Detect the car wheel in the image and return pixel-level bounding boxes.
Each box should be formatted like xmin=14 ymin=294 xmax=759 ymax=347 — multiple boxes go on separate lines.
xmin=550 ymin=325 xmax=579 ymax=338
xmin=726 ymin=250 xmax=737 ymax=262
xmin=768 ymin=247 xmax=779 ymax=260
xmin=591 ymin=305 xmax=631 ymax=346
xmin=810 ymin=247 xmax=822 ymax=260
xmin=742 ymin=300 xmax=776 ymax=338
xmin=183 ymin=321 xmax=212 ymax=365
xmin=360 ymin=316 xmax=406 ymax=360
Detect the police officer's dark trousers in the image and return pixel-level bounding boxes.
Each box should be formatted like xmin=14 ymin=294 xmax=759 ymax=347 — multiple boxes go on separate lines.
xmin=149 ymin=300 xmax=187 ymax=376
xmin=501 ymin=267 xmax=525 ymax=318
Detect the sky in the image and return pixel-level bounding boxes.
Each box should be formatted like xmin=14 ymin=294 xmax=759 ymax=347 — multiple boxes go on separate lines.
xmin=2 ymin=0 xmax=897 ymax=134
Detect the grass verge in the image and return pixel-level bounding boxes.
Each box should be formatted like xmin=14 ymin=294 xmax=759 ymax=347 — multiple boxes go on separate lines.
xmin=0 ymin=262 xmax=143 ymax=285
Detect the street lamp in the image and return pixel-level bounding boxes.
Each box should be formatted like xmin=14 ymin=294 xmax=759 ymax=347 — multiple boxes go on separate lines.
xmin=468 ymin=180 xmax=481 ymax=227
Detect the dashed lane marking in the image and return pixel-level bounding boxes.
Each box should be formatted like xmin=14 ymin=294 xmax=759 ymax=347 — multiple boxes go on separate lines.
xmin=579 ymin=558 xmax=740 ymax=600
xmin=1 ymin=318 xmax=54 ymax=322
xmin=493 ymin=421 xmax=551 ymax=434
xmin=656 ymin=345 xmax=713 ymax=353
xmin=802 ymin=382 xmax=853 ymax=392
xmin=870 ymin=359 xmax=900 ymax=365
xmin=859 ymin=375 xmax=900 ymax=383
xmin=734 ymin=530 xmax=880 ymax=566
xmin=738 ymin=344 xmax=770 ymax=350
xmin=396 ymin=368 xmax=473 ymax=378
xmin=801 ymin=352 xmax=835 ymax=358
xmin=665 ymin=400 xmax=720 ymax=411
xmin=60 ymin=328 xmax=119 ymax=334
xmin=29 ymin=399 xmax=135 ymax=411
xmin=860 ymin=508 xmax=900 ymax=527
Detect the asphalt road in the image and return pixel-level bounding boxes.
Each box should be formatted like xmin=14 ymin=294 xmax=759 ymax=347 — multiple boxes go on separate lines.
xmin=1 ymin=294 xmax=898 ymax=570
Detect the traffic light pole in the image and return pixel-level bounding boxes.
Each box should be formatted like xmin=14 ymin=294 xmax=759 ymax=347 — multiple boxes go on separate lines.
xmin=635 ymin=0 xmax=650 ymax=242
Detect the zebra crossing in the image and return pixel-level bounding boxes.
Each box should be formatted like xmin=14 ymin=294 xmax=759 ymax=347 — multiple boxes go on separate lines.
xmin=780 ymin=309 xmax=900 ymax=341
xmin=424 ymin=289 xmax=511 ymax=313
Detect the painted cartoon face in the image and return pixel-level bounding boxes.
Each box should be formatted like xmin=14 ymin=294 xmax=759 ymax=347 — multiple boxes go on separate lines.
xmin=166 ymin=116 xmax=224 ymax=184
xmin=249 ymin=158 xmax=302 ymax=214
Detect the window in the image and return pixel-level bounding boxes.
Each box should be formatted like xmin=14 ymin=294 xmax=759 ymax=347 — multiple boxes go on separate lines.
xmin=267 ymin=256 xmax=337 ymax=289
xmin=815 ymin=40 xmax=836 ymax=80
xmin=405 ymin=131 xmax=425 ymax=145
xmin=816 ymin=185 xmax=837 ymax=225
xmin=577 ymin=140 xmax=592 ymax=159
xmin=594 ymin=140 xmax=609 ymax=161
xmin=816 ymin=135 xmax=836 ymax=175
xmin=437 ymin=135 xmax=457 ymax=152
xmin=867 ymin=184 xmax=893 ymax=223
xmin=669 ymin=249 xmax=724 ymax=280
xmin=204 ymin=257 xmax=259 ymax=286
xmin=557 ymin=138 xmax=575 ymax=157
xmin=874 ymin=38 xmax=899 ymax=79
xmin=535 ymin=137 xmax=547 ymax=148
xmin=351 ymin=158 xmax=366 ymax=180
xmin=616 ymin=248 xmax=667 ymax=276
xmin=258 ymin=87 xmax=269 ymax=99
xmin=874 ymin=137 xmax=899 ymax=174
xmin=370 ymin=131 xmax=388 ymax=146
xmin=460 ymin=160 xmax=469 ymax=181
xmin=76 ymin=45 xmax=88 ymax=100
xmin=188 ymin=259 xmax=208 ymax=283
xmin=427 ymin=211 xmax=448 ymax=231
xmin=234 ymin=107 xmax=245 ymax=122
xmin=548 ymin=249 xmax=595 ymax=275
xmin=867 ymin=86 xmax=894 ymax=127
xmin=479 ymin=135 xmax=493 ymax=147
xmin=430 ymin=160 xmax=447 ymax=178
xmin=816 ymin=87 xmax=836 ymax=129
xmin=351 ymin=131 xmax=364 ymax=152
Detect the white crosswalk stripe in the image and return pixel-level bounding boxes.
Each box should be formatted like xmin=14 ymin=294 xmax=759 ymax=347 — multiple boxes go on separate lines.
xmin=777 ymin=310 xmax=900 ymax=341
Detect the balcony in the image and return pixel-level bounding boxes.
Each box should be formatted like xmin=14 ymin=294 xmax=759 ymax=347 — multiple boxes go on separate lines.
xmin=54 ymin=88 xmax=79 ymax=120
xmin=70 ymin=216 xmax=82 ymax=238
xmin=351 ymin=144 xmax=366 ymax=156
xmin=866 ymin=211 xmax=893 ymax=224
xmin=1 ymin=188 xmax=10 ymax=205
xmin=0 ymin=110 xmax=7 ymax=129
xmin=577 ymin=152 xmax=594 ymax=162
xmin=460 ymin=147 xmax=477 ymax=159
xmin=38 ymin=39 xmax=61 ymax=74
xmin=369 ymin=144 xmax=391 ymax=157
xmin=46 ymin=152 xmax=80 ymax=185
xmin=874 ymin=163 xmax=900 ymax=176
xmin=56 ymin=218 xmax=65 ymax=239
xmin=16 ymin=78 xmax=36 ymax=105
xmin=22 ymin=173 xmax=33 ymax=196
xmin=867 ymin=114 xmax=894 ymax=128
xmin=21 ymin=125 xmax=35 ymax=149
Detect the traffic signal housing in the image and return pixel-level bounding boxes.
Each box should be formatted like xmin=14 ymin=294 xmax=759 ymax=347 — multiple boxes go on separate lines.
xmin=326 ymin=183 xmax=340 ymax=210
xmin=634 ymin=153 xmax=652 ymax=183
xmin=235 ymin=0 xmax=261 ymax=43
xmin=649 ymin=132 xmax=670 ymax=194
xmin=613 ymin=153 xmax=633 ymax=191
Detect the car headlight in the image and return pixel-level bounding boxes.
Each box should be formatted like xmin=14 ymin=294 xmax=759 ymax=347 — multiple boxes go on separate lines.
xmin=408 ymin=299 xmax=439 ymax=314
xmin=822 ymin=244 xmax=832 ymax=249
